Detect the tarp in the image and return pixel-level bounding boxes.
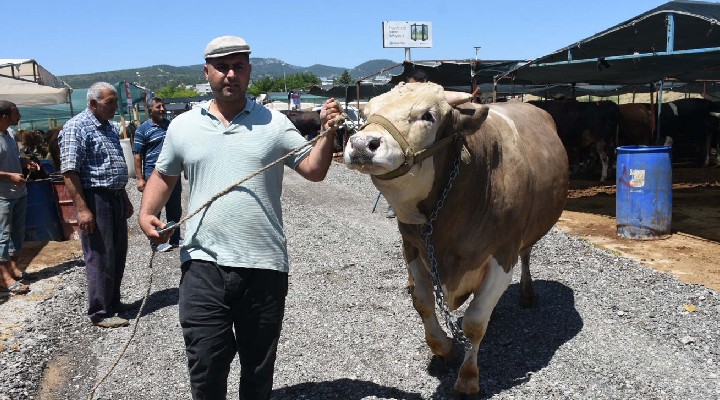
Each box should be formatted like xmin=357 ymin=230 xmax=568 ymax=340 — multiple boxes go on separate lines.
xmin=308 ymin=60 xmax=523 ymax=103
xmin=308 ymin=83 xmax=394 ymax=103
xmin=18 ymin=81 xmax=147 ymax=131
xmin=505 ymin=0 xmax=720 ymax=85
xmin=389 ymin=60 xmax=523 ymax=87
xmin=0 ymin=59 xmax=72 ymax=106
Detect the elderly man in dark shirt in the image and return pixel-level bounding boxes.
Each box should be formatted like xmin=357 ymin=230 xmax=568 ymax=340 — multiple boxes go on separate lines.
xmin=59 ymin=82 xmax=134 ymax=328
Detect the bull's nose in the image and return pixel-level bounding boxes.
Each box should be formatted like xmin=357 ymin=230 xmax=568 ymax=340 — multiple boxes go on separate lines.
xmin=350 ymin=135 xmax=382 ymax=152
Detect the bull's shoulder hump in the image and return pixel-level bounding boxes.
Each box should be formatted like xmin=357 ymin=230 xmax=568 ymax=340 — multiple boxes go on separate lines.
xmin=485 ymin=102 xmax=549 ymax=120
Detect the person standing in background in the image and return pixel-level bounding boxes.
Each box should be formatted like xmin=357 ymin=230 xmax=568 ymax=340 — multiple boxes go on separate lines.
xmin=133 ymin=97 xmax=182 ymax=252
xmin=0 ymin=101 xmax=38 ymax=296
xmin=59 ymin=82 xmax=134 ymax=328
xmin=292 ymin=90 xmax=301 ymax=110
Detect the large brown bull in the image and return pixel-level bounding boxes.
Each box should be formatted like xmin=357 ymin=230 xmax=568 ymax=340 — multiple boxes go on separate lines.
xmin=343 ymin=82 xmax=568 ymax=397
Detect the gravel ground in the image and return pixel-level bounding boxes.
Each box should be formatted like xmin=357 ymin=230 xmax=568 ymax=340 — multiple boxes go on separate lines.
xmin=0 ymin=162 xmax=718 ymax=400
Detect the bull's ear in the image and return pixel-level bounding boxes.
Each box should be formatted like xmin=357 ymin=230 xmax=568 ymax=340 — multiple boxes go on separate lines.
xmin=453 ymin=104 xmax=489 ymax=135
xmin=444 ymin=91 xmax=473 ymax=106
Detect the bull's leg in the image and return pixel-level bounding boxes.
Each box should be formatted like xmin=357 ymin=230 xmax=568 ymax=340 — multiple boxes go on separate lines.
xmin=454 ymin=257 xmax=513 ymax=396
xmin=518 ymin=247 xmax=537 ymax=308
xmin=407 ymin=256 xmax=454 ymax=363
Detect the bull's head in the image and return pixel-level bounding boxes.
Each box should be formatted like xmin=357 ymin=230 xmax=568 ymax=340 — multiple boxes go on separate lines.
xmin=344 ymin=83 xmax=473 ymax=177
xmin=343 ymin=82 xmax=477 ymax=223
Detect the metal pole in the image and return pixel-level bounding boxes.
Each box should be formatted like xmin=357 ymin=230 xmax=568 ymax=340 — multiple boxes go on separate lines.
xmin=372 ymin=192 xmax=382 ymax=213
xmin=656 ymin=80 xmax=664 ymax=144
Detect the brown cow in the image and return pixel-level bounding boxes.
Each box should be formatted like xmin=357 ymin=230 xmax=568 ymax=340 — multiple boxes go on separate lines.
xmin=279 ymin=109 xmax=321 ymax=139
xmin=343 ymin=82 xmax=568 ymax=397
xmin=618 ymin=103 xmax=654 ymax=147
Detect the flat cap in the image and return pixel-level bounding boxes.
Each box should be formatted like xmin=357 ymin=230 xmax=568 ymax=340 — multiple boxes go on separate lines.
xmin=204 ymin=36 xmax=251 ymax=59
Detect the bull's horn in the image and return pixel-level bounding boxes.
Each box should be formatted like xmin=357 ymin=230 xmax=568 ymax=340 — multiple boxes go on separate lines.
xmin=710 ymin=112 xmax=720 ymax=118
xmin=445 ymin=90 xmax=473 ymax=106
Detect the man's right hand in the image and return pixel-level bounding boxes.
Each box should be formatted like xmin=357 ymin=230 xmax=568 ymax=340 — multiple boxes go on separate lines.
xmin=136 ymin=177 xmax=146 ymax=192
xmin=138 ymin=213 xmax=175 ymax=244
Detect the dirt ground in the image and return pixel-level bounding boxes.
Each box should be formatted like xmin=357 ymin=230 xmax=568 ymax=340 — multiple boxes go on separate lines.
xmin=12 ymin=167 xmax=720 ymax=296
xmin=557 ymin=166 xmax=720 ymax=291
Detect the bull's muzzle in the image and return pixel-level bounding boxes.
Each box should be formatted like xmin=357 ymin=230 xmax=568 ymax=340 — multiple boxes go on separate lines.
xmin=346 ymin=134 xmax=382 ymax=164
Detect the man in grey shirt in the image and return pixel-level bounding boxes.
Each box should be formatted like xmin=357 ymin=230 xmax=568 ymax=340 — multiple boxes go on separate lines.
xmin=138 ymin=36 xmax=344 ymax=399
xmin=0 ymin=101 xmax=38 ymax=296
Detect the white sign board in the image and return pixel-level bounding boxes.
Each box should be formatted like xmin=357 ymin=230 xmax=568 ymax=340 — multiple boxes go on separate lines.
xmin=382 ymin=21 xmax=433 ymax=48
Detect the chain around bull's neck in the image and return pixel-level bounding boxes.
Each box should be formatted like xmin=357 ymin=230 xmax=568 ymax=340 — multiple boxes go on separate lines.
xmin=419 ymin=144 xmax=472 ymax=349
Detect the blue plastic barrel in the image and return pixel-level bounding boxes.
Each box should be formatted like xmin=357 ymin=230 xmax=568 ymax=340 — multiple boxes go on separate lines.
xmin=39 ymin=159 xmax=56 ymax=174
xmin=25 ymin=179 xmax=64 ymax=242
xmin=616 ymin=146 xmax=672 ymax=239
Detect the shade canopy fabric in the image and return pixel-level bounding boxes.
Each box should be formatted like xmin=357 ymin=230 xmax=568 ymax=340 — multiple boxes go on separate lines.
xmin=389 ymin=60 xmax=523 ymax=87
xmin=506 ymin=0 xmax=720 ymax=85
xmin=0 ymin=59 xmax=72 ymax=106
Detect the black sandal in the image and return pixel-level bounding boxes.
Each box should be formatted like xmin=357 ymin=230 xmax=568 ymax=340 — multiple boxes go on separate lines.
xmin=14 ymin=271 xmax=31 ymax=281
xmin=0 ymin=282 xmax=31 ymax=296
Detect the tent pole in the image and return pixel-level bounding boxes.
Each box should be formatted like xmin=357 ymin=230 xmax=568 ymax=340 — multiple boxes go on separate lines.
xmin=656 ymin=80 xmax=664 ymax=145
xmin=649 ymin=83 xmax=656 ymax=144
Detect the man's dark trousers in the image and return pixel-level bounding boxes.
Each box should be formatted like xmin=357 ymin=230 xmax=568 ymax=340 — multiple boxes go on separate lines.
xmin=179 ymin=260 xmax=288 ymax=400
xmin=81 ymin=188 xmax=128 ymax=323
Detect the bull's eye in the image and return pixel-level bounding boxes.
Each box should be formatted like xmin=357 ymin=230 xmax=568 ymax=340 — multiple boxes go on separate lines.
xmin=421 ymin=112 xmax=435 ymax=122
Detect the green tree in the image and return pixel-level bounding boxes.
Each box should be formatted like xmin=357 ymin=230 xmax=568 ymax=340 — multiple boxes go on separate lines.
xmin=156 ymin=83 xmax=200 ymax=98
xmin=333 ymin=70 xmax=353 ymax=85
xmin=248 ymin=76 xmax=276 ymax=96
xmin=248 ymin=72 xmax=321 ymax=96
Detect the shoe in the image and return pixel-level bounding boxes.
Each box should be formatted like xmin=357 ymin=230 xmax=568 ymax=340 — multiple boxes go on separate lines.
xmin=13 ymin=271 xmax=31 ymax=281
xmin=386 ymin=206 xmax=396 ymax=219
xmin=0 ymin=282 xmax=31 ymax=296
xmin=93 ymin=316 xmax=129 ymax=328
xmin=156 ymin=243 xmax=173 ymax=252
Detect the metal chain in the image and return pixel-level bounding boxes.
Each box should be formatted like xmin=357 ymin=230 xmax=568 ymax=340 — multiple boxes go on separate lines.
xmin=419 ymin=149 xmax=472 ymax=349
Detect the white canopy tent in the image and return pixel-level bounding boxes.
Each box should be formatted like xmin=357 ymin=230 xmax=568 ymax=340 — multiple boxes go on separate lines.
xmin=0 ymin=59 xmax=72 ymax=107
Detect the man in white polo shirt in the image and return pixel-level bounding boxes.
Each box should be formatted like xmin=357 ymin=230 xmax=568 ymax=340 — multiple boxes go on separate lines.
xmin=138 ymin=35 xmax=343 ymax=399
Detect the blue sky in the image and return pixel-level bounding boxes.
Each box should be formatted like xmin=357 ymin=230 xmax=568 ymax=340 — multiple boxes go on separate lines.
xmin=6 ymin=0 xmax=686 ymax=76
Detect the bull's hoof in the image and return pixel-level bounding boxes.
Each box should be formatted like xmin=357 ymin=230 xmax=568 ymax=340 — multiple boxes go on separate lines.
xmin=453 ymin=390 xmax=482 ymax=400
xmin=438 ymin=341 xmax=457 ymax=365
xmin=519 ymin=292 xmax=538 ymax=308
xmin=427 ymin=343 xmax=458 ymax=374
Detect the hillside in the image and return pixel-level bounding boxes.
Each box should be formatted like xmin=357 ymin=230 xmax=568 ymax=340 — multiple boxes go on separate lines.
xmin=58 ymin=58 xmax=401 ymax=91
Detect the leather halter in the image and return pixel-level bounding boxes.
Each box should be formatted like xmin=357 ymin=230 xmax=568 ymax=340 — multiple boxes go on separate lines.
xmin=362 ymin=114 xmax=459 ymax=180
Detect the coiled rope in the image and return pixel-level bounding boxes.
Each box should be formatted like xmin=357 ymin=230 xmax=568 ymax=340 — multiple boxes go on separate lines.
xmin=87 ymin=117 xmax=342 ymax=400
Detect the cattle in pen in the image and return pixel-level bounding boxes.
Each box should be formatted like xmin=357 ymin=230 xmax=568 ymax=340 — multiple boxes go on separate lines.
xmin=529 ymin=99 xmax=619 ymax=182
